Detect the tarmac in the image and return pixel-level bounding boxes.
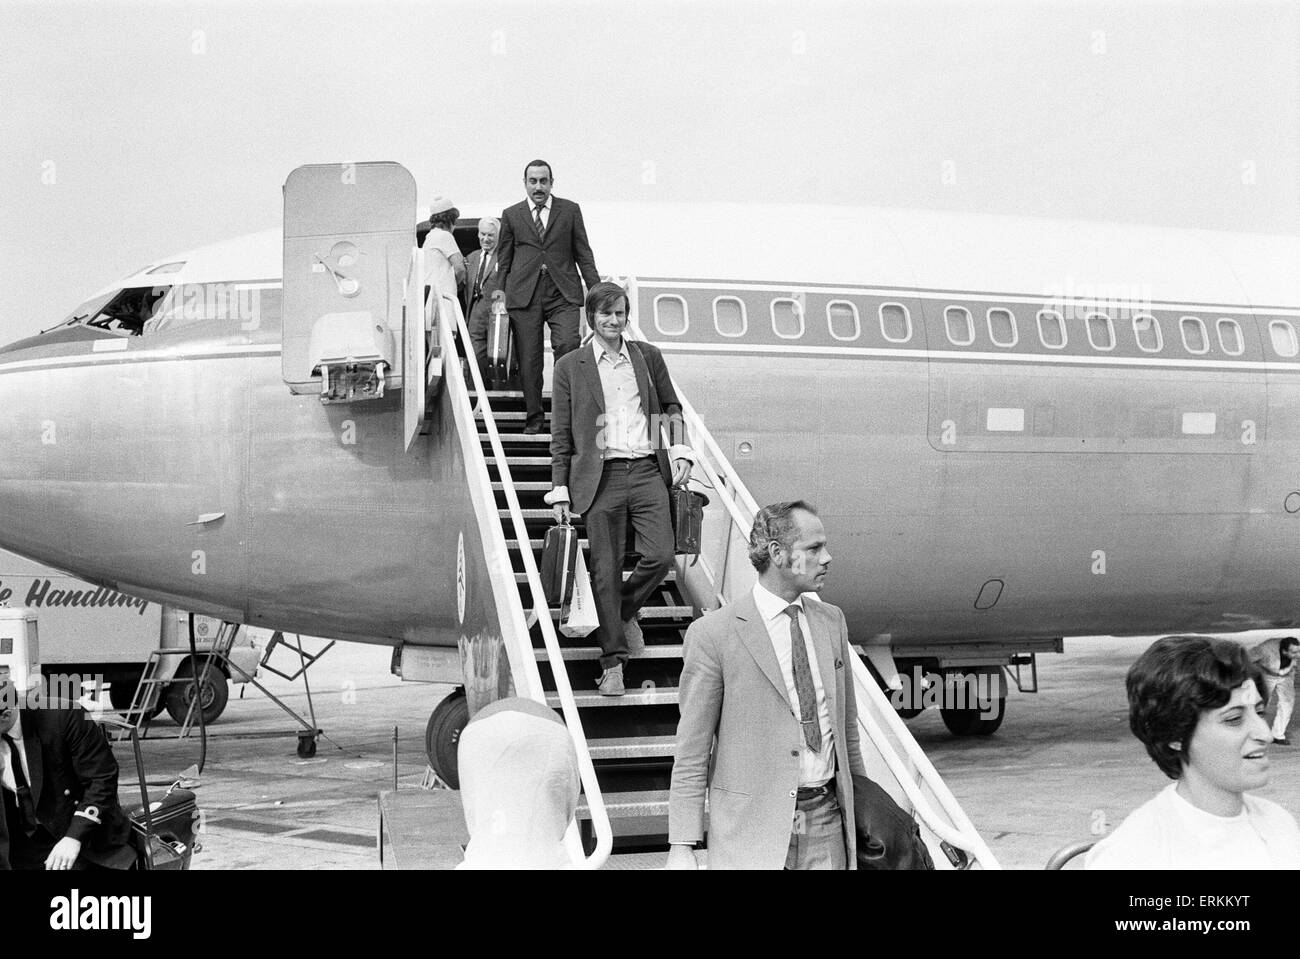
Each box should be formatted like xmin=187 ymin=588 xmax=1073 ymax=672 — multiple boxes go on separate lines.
xmin=110 ymin=633 xmax=1300 ymax=870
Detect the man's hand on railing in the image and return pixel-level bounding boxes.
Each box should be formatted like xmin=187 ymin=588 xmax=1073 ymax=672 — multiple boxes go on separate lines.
xmin=665 ymin=844 xmax=699 ymax=870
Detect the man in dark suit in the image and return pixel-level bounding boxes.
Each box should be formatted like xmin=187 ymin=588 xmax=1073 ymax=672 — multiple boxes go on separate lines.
xmin=463 ymin=216 xmax=506 ymax=382
xmin=496 ymin=160 xmax=600 ymax=433
xmin=0 ymin=677 xmax=133 ymax=870
xmin=546 ymin=282 xmax=692 ymax=695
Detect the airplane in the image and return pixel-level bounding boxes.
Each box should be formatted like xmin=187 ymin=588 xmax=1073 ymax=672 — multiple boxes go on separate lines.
xmin=1 ymin=161 xmax=1298 ymax=821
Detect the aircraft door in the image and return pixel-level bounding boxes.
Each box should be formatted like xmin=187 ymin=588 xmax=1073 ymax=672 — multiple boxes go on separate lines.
xmin=282 ymin=162 xmax=416 ymax=408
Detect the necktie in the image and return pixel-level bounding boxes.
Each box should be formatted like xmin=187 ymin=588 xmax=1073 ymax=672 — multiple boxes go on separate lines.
xmin=473 ymin=254 xmax=487 ymax=297
xmin=784 ymin=606 xmax=822 ymax=752
xmin=2 ymin=734 xmax=38 ymax=836
xmin=533 ymin=204 xmax=546 ymax=239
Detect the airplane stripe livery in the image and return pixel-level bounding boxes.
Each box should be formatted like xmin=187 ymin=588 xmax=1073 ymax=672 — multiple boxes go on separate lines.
xmin=2 ymin=200 xmax=1300 ymax=739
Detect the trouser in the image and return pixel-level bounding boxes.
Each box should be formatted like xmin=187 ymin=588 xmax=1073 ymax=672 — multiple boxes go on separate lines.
xmin=510 ymin=272 xmax=580 ymax=428
xmin=785 ymin=784 xmax=848 ymax=870
xmin=466 ymin=302 xmax=492 ymax=382
xmin=583 ymin=458 xmax=674 ymax=670
xmin=1 ymin=789 xmax=57 ymax=870
xmin=1265 ymin=673 xmax=1295 ymax=739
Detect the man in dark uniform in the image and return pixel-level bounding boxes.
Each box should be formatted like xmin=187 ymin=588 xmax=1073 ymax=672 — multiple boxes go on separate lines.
xmin=0 ymin=675 xmax=133 ymax=870
xmin=496 ymin=159 xmax=600 ymax=434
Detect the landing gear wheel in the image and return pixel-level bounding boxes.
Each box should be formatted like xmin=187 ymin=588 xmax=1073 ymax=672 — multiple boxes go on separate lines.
xmin=297 ymin=730 xmax=318 ymax=758
xmin=940 ymin=701 xmax=1006 ymax=736
xmin=425 ymin=689 xmax=469 ymax=789
xmin=165 ymin=661 xmax=230 ymax=725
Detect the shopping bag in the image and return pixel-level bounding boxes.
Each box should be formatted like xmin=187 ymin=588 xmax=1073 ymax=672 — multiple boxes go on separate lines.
xmin=561 ymin=549 xmax=600 ymax=638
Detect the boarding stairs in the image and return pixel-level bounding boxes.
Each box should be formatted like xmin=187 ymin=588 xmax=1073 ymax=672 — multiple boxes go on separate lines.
xmin=425 ymin=261 xmax=1000 ymax=869
xmin=113 ymin=621 xmax=240 ymax=741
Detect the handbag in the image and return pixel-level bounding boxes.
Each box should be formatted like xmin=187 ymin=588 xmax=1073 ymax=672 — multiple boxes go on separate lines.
xmin=539 ymin=523 xmax=579 ymax=608
xmin=486 ymin=301 xmax=516 ymax=390
xmin=669 ymin=484 xmax=708 ymax=556
xmin=851 ymin=774 xmax=935 ymax=870
xmin=560 ymin=549 xmax=599 ymax=638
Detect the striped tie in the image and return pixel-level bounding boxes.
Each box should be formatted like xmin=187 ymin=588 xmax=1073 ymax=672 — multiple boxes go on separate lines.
xmin=785 ymin=605 xmax=822 ymax=752
xmin=533 ymin=204 xmax=546 ymax=239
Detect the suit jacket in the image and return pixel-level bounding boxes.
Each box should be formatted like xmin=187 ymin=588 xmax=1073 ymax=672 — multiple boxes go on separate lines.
xmin=550 ymin=340 xmax=687 ymax=516
xmin=496 ymin=196 xmax=599 ymax=308
xmin=463 ymin=247 xmax=505 ymax=329
xmin=668 ymin=593 xmax=869 ymax=869
xmin=1 ymin=703 xmax=133 ymax=869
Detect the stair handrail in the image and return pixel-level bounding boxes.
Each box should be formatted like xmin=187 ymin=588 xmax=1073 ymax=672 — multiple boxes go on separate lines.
xmin=431 ymin=280 xmax=613 ymax=869
xmin=624 ymin=305 xmax=997 ymax=868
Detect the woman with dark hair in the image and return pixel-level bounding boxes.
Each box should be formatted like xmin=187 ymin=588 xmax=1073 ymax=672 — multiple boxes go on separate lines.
xmin=1086 ymin=635 xmax=1300 ymax=868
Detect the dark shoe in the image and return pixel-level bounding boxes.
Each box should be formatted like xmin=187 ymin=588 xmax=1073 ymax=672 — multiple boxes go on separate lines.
xmin=523 ymin=422 xmax=544 ymax=435
xmin=623 ymin=616 xmax=645 ymax=657
xmin=597 ymin=663 xmax=625 ymax=697
xmin=1275 ymin=737 xmax=1291 ymax=746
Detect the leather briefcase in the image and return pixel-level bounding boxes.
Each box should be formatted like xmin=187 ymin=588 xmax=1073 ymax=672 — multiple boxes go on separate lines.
xmin=486 ymin=303 xmax=516 ymax=391
xmin=125 ymin=787 xmax=199 ymax=871
xmin=851 ymin=774 xmax=935 ymax=870
xmin=669 ymin=485 xmax=708 ymax=556
xmin=539 ymin=523 xmax=579 ymax=609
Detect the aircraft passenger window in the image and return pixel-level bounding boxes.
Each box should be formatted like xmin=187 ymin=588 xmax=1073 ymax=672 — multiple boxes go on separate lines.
xmin=879 ymin=302 xmax=911 ymax=343
xmin=771 ymin=298 xmax=804 ymax=339
xmin=986 ymin=308 xmax=1017 ymax=348
xmin=713 ymin=297 xmax=746 ymax=337
xmin=653 ymin=295 xmax=688 ymax=336
xmin=1216 ymin=318 xmax=1243 ymax=356
xmin=1036 ymin=309 xmax=1067 ymax=349
xmin=1133 ymin=314 xmax=1162 ymax=353
xmin=944 ymin=306 xmax=974 ymax=346
xmin=827 ymin=301 xmax=860 ymax=341
xmin=1180 ymin=316 xmax=1208 ymax=354
xmin=1086 ymin=312 xmax=1115 ymax=351
xmin=1269 ymin=320 xmax=1299 ymax=358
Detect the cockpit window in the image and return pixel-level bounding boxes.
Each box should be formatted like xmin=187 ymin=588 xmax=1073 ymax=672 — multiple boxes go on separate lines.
xmin=53 ymin=286 xmax=172 ymax=336
xmin=147 ymin=283 xmax=279 ymax=334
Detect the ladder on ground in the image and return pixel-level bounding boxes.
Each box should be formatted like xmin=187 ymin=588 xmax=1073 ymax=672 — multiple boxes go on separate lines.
xmin=433 ymin=271 xmax=999 ymax=868
xmin=113 ymin=621 xmax=240 ymax=741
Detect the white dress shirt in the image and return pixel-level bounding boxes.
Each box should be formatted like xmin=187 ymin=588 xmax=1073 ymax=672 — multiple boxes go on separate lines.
xmin=751 ymin=581 xmax=836 ymax=786
xmin=545 ymin=337 xmax=694 ymax=506
xmin=1 ymin=712 xmax=31 ymax=794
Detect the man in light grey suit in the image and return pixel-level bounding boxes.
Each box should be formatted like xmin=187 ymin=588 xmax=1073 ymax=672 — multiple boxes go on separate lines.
xmin=667 ymin=501 xmax=868 ymax=869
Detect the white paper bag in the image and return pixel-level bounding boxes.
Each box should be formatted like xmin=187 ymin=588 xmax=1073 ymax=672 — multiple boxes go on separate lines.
xmin=561 ymin=549 xmax=599 ymax=638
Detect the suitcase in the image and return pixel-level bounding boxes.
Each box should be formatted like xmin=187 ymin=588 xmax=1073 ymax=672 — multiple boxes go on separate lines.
xmin=670 ymin=485 xmax=708 ymax=556
xmin=125 ymin=787 xmax=199 ymax=870
xmin=486 ymin=303 xmax=517 ymax=391
xmin=539 ymin=523 xmax=580 ymax=609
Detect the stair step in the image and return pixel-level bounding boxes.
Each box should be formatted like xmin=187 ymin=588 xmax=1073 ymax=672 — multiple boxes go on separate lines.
xmin=535 ymin=644 xmax=684 ymax=661
xmin=500 ymin=508 xmax=560 ymax=521
xmin=515 ymin=570 xmax=676 ymax=584
xmin=470 ymin=390 xmax=550 ymax=401
xmin=486 ymin=457 xmax=552 ymax=468
xmin=577 ymin=790 xmax=670 ymax=820
xmin=545 ymin=605 xmax=692 ymax=621
xmin=476 ymin=410 xmax=527 ymax=421
xmin=546 ymin=689 xmax=679 ymax=708
xmin=496 ymin=482 xmax=552 ymax=492
xmin=512 ymin=538 xmax=590 ymax=550
xmin=587 ymin=736 xmax=678 ymax=760
xmin=482 ymin=432 xmax=551 ymax=443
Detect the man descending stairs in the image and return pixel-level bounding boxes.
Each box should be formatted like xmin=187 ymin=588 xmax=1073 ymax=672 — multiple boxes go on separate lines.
xmin=471 ymin=384 xmax=696 ymax=854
